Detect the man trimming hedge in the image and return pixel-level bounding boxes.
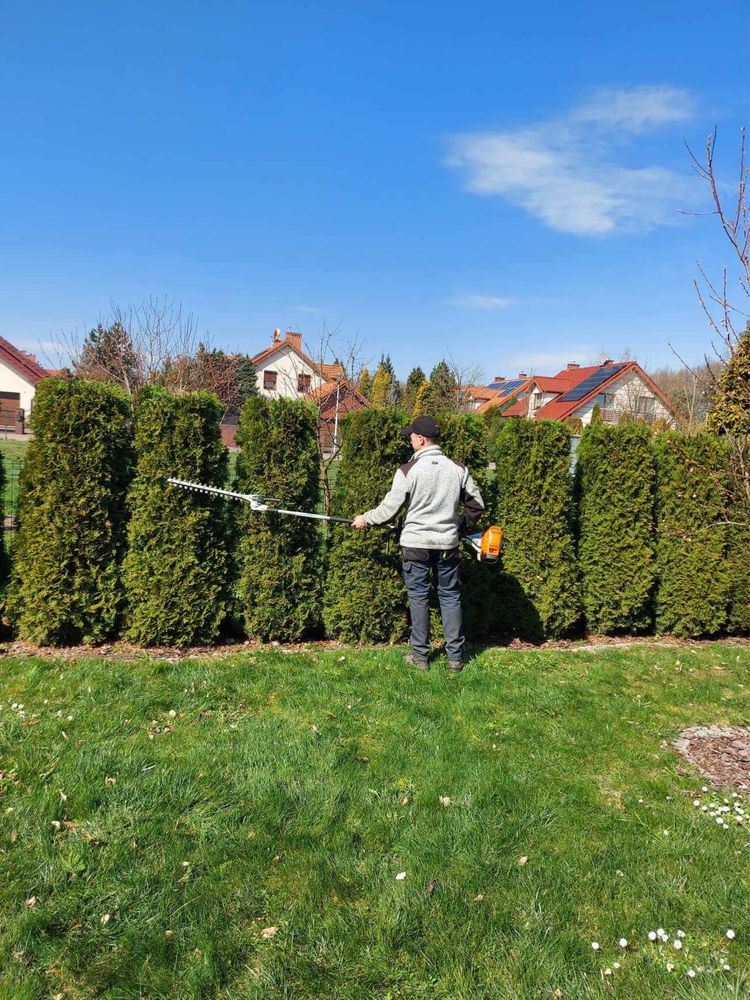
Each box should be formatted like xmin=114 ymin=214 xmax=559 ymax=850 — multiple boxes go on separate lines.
xmin=351 ymin=415 xmax=484 ymax=671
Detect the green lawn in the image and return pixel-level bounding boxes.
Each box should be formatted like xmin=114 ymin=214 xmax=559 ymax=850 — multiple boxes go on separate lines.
xmin=1 ymin=644 xmax=749 ymax=999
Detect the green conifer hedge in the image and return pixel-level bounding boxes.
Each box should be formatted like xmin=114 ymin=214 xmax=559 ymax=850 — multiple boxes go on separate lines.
xmin=436 ymin=412 xmax=502 ymax=635
xmin=324 ymin=408 xmax=410 ymax=642
xmin=7 ymin=378 xmax=133 ymax=644
xmin=122 ymin=388 xmax=230 ymax=647
xmin=575 ymin=423 xmax=657 ymax=634
xmin=234 ymin=397 xmax=323 ymax=641
xmin=490 ymin=419 xmax=581 ymax=639
xmin=654 ymin=431 xmax=732 ymax=637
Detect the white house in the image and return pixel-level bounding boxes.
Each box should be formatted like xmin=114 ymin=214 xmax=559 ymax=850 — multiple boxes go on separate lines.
xmin=0 ymin=335 xmax=51 ymax=431
xmin=250 ymin=329 xmax=345 ymax=399
xmin=486 ymin=361 xmax=677 ymax=427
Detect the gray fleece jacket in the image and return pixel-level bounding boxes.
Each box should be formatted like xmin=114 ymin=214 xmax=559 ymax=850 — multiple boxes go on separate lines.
xmin=363 ymin=445 xmax=485 ymax=549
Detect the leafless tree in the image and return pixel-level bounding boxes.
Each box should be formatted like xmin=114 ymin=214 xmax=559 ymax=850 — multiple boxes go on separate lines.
xmin=63 ymin=297 xmax=207 ymax=395
xmin=447 ymin=355 xmax=487 ymax=413
xmin=671 ymin=128 xmax=750 ymax=523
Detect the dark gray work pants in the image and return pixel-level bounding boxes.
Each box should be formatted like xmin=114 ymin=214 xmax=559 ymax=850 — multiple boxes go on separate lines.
xmin=401 ymin=547 xmax=464 ymax=663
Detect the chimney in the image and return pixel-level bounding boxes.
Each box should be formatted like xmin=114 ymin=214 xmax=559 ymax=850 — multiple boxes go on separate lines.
xmin=493 ymin=375 xmax=504 ymax=383
xmin=285 ymin=330 xmax=302 ymax=352
xmin=567 ymin=362 xmax=580 ymax=369
xmin=518 ymin=372 xmax=527 ymax=379
xmin=602 ymin=358 xmax=614 ymax=366
xmin=272 ymin=328 xmax=281 ymax=343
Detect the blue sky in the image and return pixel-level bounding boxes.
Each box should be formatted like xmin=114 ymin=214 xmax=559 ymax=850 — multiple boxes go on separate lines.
xmin=1 ymin=1 xmax=747 ymax=381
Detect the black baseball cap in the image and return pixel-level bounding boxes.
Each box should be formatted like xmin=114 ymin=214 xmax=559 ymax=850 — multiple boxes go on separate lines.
xmin=402 ymin=415 xmax=440 ymax=439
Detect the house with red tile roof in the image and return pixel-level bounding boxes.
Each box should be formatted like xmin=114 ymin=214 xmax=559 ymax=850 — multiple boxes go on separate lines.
xmin=473 ymin=373 xmax=534 ymax=415
xmin=246 ymin=328 xmax=367 ymax=452
xmin=0 ymin=335 xmax=51 ymax=431
xmin=486 ymin=360 xmax=677 ymax=427
xmin=250 ymin=329 xmax=348 ymax=400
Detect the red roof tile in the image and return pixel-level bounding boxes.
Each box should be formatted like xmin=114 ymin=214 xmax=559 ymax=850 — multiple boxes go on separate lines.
xmin=0 ymin=336 xmax=51 ymax=384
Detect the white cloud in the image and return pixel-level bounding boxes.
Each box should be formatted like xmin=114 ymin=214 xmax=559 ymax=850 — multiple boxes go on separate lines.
xmin=444 ymin=86 xmax=694 ymax=236
xmin=450 ymin=293 xmax=514 ymax=310
xmin=289 ymin=305 xmax=320 ymax=313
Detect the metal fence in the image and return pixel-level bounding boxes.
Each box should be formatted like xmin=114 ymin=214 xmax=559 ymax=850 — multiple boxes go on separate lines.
xmin=3 ymin=457 xmax=22 ymax=537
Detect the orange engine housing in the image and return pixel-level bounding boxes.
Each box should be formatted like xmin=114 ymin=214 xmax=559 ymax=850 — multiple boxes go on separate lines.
xmin=480 ymin=525 xmax=503 ymax=561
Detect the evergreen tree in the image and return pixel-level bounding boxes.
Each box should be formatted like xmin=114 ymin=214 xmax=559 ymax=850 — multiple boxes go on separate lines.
xmin=235 ymin=397 xmax=323 ymax=640
xmin=403 ymin=366 xmax=426 ymax=416
xmin=490 ymin=419 xmax=581 ymax=639
xmin=575 ymin=423 xmax=657 ymax=634
xmin=708 ymin=322 xmax=750 ymax=435
xmin=236 ymin=355 xmax=259 ymax=402
xmin=324 ymin=409 xmax=410 ymax=641
xmin=429 ymin=360 xmax=458 ymax=412
xmin=412 ymin=380 xmax=434 ymax=419
xmin=382 ymin=355 xmax=401 ymax=407
xmin=122 ymin=388 xmax=231 ymax=647
xmin=654 ymin=431 xmax=732 ymax=637
xmin=357 ymin=367 xmax=372 ymax=399
xmin=369 ymin=361 xmax=392 ymax=409
xmin=7 ymin=378 xmax=133 ymax=644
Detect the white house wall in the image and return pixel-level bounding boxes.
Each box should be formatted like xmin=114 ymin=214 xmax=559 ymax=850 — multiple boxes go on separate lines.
xmin=574 ymin=371 xmax=674 ymax=426
xmin=0 ymin=360 xmax=37 ymax=412
xmin=255 ymin=345 xmax=324 ymax=400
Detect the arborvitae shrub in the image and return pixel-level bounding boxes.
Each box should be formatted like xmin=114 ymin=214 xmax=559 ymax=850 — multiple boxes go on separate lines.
xmin=235 ymin=397 xmax=322 ymax=641
xmin=324 ymin=408 xmax=410 ymax=642
xmin=728 ymin=522 xmax=750 ymax=635
xmin=435 ymin=412 xmax=502 ymax=636
xmin=122 ymin=388 xmax=230 ymax=647
xmin=575 ymin=423 xmax=657 ymax=634
xmin=7 ymin=378 xmax=133 ymax=644
xmin=490 ymin=419 xmax=581 ymax=639
xmin=654 ymin=431 xmax=732 ymax=637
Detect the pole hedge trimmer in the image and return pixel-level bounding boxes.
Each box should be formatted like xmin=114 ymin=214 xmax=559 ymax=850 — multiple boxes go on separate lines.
xmin=167 ymin=478 xmax=503 ymax=562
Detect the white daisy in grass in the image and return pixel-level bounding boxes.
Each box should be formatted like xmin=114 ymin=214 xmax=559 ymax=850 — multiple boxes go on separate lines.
xmin=648 ymin=931 xmax=657 ymax=941
xmin=618 ymin=938 xmax=628 ymax=948
xmin=591 ymin=942 xmax=600 ymax=951
xmin=673 ymin=939 xmax=683 ymax=950
xmin=726 ymin=929 xmax=735 ymax=940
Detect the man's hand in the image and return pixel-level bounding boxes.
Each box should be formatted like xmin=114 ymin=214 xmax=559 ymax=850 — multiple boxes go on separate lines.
xmin=351 ymin=515 xmax=369 ymax=530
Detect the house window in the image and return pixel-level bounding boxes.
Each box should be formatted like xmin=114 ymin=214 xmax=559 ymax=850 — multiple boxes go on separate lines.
xmin=263 ymin=370 xmax=277 ymax=391
xmin=297 ymin=373 xmax=311 ymax=393
xmin=531 ymin=392 xmax=543 ymax=410
xmin=636 ymin=396 xmax=655 ymax=417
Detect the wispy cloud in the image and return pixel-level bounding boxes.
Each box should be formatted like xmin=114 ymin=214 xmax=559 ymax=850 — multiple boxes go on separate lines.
xmin=444 ymin=86 xmax=694 ymax=236
xmin=450 ymin=293 xmax=514 ymax=310
xmin=289 ymin=305 xmax=321 ymax=313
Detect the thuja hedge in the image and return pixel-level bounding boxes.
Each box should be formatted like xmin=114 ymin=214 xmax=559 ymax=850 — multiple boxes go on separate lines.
xmin=7 ymin=378 xmax=133 ymax=644
xmin=234 ymin=397 xmax=322 ymax=641
xmin=436 ymin=412 xmax=503 ymax=637
xmin=653 ymin=431 xmax=733 ymax=638
xmin=324 ymin=408 xmax=410 ymax=642
xmin=490 ymin=419 xmax=581 ymax=640
xmin=122 ymin=388 xmax=231 ymax=647
xmin=575 ymin=423 xmax=657 ymax=634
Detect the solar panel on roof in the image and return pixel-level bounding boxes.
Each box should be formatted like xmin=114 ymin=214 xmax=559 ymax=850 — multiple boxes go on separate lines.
xmin=558 ymin=364 xmax=625 ymax=402
xmin=487 ymin=378 xmax=524 ymax=394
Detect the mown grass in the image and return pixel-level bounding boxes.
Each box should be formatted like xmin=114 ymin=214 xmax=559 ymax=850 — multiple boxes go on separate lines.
xmin=1 ymin=644 xmax=749 ymax=999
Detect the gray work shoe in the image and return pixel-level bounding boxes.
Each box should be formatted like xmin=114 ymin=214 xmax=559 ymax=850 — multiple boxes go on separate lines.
xmin=406 ymin=653 xmax=430 ymax=671
xmin=447 ymin=660 xmax=464 ymax=673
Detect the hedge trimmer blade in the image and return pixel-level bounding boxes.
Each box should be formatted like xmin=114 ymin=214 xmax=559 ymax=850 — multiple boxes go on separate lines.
xmin=167 ymin=477 xmax=352 ymax=523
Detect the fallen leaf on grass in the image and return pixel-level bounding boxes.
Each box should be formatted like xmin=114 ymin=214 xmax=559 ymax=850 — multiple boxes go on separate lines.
xmin=260 ymin=926 xmax=279 ymax=939
xmin=473 ymin=893 xmax=484 ymax=902
xmin=425 ymin=878 xmax=438 ymax=895
xmin=518 ymin=855 xmax=528 ymax=866
xmin=25 ymin=896 xmax=36 ymax=908
xmin=439 ymin=796 xmax=451 ymax=807
xmin=399 ymin=795 xmax=409 ymax=806
xmin=395 ymin=871 xmax=407 ymax=880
